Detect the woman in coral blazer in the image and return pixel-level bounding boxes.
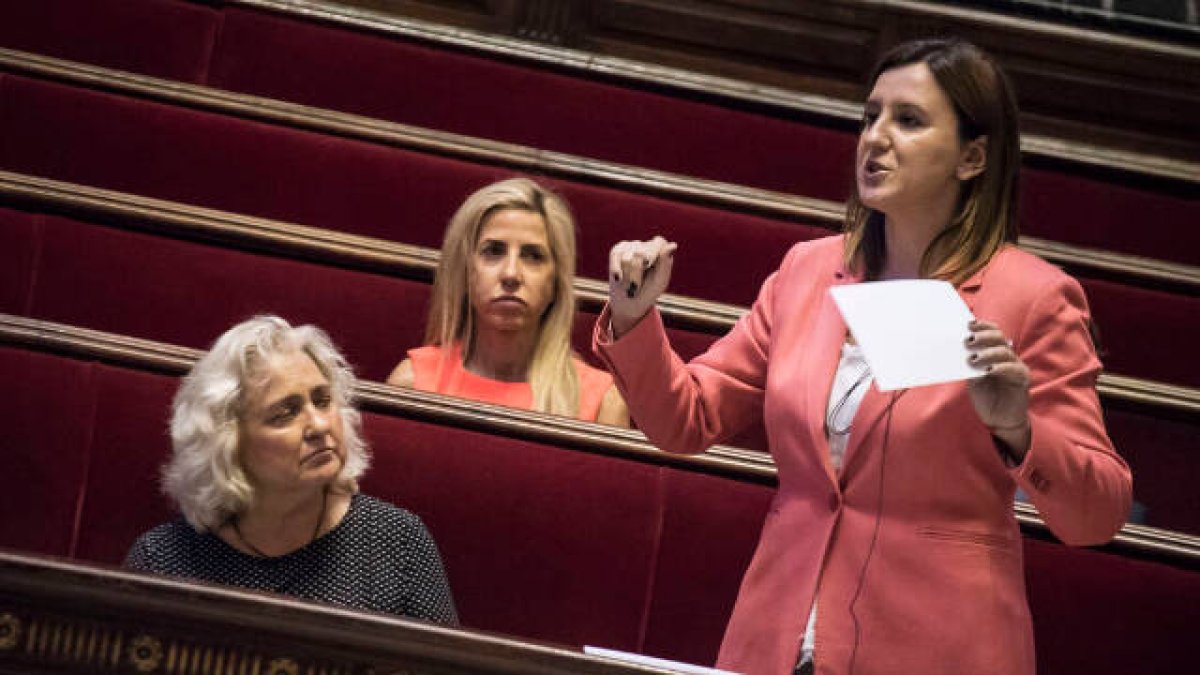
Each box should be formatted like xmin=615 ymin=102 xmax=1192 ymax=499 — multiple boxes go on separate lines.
xmin=594 ymin=39 xmax=1131 ymax=675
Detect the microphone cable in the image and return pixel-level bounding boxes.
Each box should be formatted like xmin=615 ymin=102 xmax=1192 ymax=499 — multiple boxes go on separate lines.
xmin=846 ymin=388 xmax=907 ymax=675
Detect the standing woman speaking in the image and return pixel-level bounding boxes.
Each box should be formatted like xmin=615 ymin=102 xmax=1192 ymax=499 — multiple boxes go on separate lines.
xmin=595 ymin=39 xmax=1131 ymax=675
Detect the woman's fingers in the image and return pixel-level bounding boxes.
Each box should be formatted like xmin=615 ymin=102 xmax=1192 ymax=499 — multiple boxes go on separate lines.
xmin=968 ymin=345 xmax=1021 ymax=373
xmin=607 ymin=237 xmax=678 ymax=336
xmin=610 ymin=237 xmax=676 ymax=298
xmin=643 ymin=240 xmax=677 ymax=297
xmin=620 ymin=249 xmax=648 ymax=297
xmin=965 ymin=320 xmax=1029 ymax=383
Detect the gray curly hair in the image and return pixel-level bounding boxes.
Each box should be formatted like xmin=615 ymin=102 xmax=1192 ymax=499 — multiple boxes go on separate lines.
xmin=163 ymin=315 xmax=369 ymax=531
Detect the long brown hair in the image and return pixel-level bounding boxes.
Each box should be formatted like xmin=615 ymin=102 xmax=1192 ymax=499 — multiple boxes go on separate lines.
xmin=843 ymin=38 xmax=1021 ymax=284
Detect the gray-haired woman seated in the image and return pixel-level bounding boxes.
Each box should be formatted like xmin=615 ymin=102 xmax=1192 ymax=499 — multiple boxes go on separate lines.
xmin=126 ymin=315 xmax=458 ymax=625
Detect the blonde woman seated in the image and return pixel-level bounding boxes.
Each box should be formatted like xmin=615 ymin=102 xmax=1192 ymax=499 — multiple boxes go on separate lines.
xmin=389 ymin=178 xmax=629 ymax=426
xmin=127 ymin=315 xmax=457 ymax=624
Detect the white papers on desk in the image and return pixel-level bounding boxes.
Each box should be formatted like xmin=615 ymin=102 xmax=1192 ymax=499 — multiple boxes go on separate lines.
xmin=583 ymin=646 xmax=740 ymax=674
xmin=830 ymin=279 xmax=982 ymax=392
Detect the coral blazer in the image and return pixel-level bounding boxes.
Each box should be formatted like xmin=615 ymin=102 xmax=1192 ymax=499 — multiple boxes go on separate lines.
xmin=594 ymin=236 xmax=1131 ymax=675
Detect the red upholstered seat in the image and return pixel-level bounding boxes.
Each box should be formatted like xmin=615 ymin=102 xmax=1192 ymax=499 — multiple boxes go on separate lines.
xmin=0 ymin=75 xmax=820 ymax=308
xmin=0 ymin=208 xmax=37 ymax=315
xmin=362 ymin=413 xmax=661 ymax=650
xmin=11 ymin=210 xmax=721 ymax=379
xmin=1021 ymin=167 xmax=1198 ymax=266
xmin=210 ymin=6 xmax=1200 ymax=267
xmin=2 ymin=1 xmax=1193 ymax=268
xmin=71 ymin=365 xmax=178 ymax=563
xmin=1024 ymin=537 xmax=1200 ymax=675
xmin=0 ymin=0 xmax=218 ymax=83
xmin=0 ymin=75 xmax=1195 ymax=387
xmin=640 ymin=469 xmax=774 ymax=665
xmin=206 ymin=7 xmax=856 ymax=203
xmin=0 ymin=343 xmax=1196 ymax=675
xmin=1079 ymin=277 xmax=1200 ymax=387
xmin=0 ymin=4 xmax=1196 ymax=671
xmin=4 ymin=209 xmax=1198 ymax=533
xmin=22 ymin=212 xmax=430 ymax=382
xmin=1105 ymin=405 xmax=1200 ymax=535
xmin=0 ymin=347 xmax=96 ymax=556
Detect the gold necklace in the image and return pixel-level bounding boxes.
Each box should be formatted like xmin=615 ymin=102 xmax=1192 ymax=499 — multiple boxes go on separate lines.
xmin=232 ymin=489 xmax=328 ymax=558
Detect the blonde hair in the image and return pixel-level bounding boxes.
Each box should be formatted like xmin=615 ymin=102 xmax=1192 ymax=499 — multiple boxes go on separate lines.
xmin=844 ymin=38 xmax=1021 ymax=285
xmin=425 ymin=177 xmax=580 ymax=416
xmin=163 ymin=315 xmax=369 ymax=531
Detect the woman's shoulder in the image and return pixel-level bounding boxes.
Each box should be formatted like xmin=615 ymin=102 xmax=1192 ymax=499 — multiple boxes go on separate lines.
xmin=350 ymin=494 xmax=428 ymax=534
xmin=983 ymin=245 xmax=1085 ymax=299
xmin=406 ymin=343 xmax=463 ymax=390
xmin=973 ymin=246 xmax=1093 ymax=333
xmin=989 ymin=244 xmax=1069 ymax=280
xmin=776 ymin=234 xmax=846 ymax=277
xmin=407 ymin=344 xmax=450 ymax=366
xmin=125 ymin=518 xmax=206 ymax=570
xmin=131 ymin=518 xmax=197 ymax=548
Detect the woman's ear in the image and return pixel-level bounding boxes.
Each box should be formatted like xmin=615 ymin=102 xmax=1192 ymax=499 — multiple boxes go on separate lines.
xmin=956 ymin=135 xmax=988 ymax=181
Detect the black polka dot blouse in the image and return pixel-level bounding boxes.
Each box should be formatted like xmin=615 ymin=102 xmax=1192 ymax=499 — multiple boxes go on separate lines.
xmin=125 ymin=493 xmax=458 ymax=625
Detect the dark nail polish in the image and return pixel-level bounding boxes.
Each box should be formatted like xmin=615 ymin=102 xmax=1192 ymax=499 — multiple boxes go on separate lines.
xmin=626 ymin=283 xmax=638 ymax=298
xmin=612 ymin=272 xmax=620 ymax=282
xmin=987 ymin=365 xmax=994 ymax=373
xmin=967 ymin=335 xmax=976 ymax=344
xmin=969 ymin=354 xmax=978 ymax=363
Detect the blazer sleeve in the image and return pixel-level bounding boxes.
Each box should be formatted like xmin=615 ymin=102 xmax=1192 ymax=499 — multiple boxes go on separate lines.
xmin=1008 ymin=273 xmax=1132 ymax=546
xmin=593 ymin=252 xmax=787 ymax=455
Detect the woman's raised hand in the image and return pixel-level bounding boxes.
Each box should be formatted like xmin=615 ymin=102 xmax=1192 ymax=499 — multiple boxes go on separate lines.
xmin=608 ymin=236 xmax=678 ymax=337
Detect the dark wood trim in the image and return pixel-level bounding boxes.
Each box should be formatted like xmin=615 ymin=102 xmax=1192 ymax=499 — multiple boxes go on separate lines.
xmin=2 ymin=313 xmax=1198 ymax=565
xmin=2 ymin=170 xmax=1197 ymax=415
xmin=0 ymin=49 xmax=1195 ymax=294
xmin=0 ymin=550 xmax=671 ymax=675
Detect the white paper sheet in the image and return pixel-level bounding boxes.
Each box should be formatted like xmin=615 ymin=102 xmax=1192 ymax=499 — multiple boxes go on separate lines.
xmin=583 ymin=646 xmax=740 ymax=674
xmin=829 ymin=279 xmax=982 ymax=392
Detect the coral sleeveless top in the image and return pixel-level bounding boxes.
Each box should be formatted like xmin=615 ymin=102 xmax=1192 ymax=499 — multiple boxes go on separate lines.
xmin=407 ymin=343 xmax=614 ymax=421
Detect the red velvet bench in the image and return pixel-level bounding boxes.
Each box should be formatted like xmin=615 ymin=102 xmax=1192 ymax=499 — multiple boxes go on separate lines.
xmin=0 ymin=75 xmax=1195 ymax=387
xmin=1 ymin=205 xmax=1197 ymax=534
xmin=0 ymin=0 xmax=1195 ymax=268
xmin=0 ymin=335 xmax=1197 ymax=674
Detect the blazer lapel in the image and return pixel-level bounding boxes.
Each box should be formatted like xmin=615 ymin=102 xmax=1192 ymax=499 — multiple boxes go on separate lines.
xmin=806 ymin=263 xmax=861 ymax=487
